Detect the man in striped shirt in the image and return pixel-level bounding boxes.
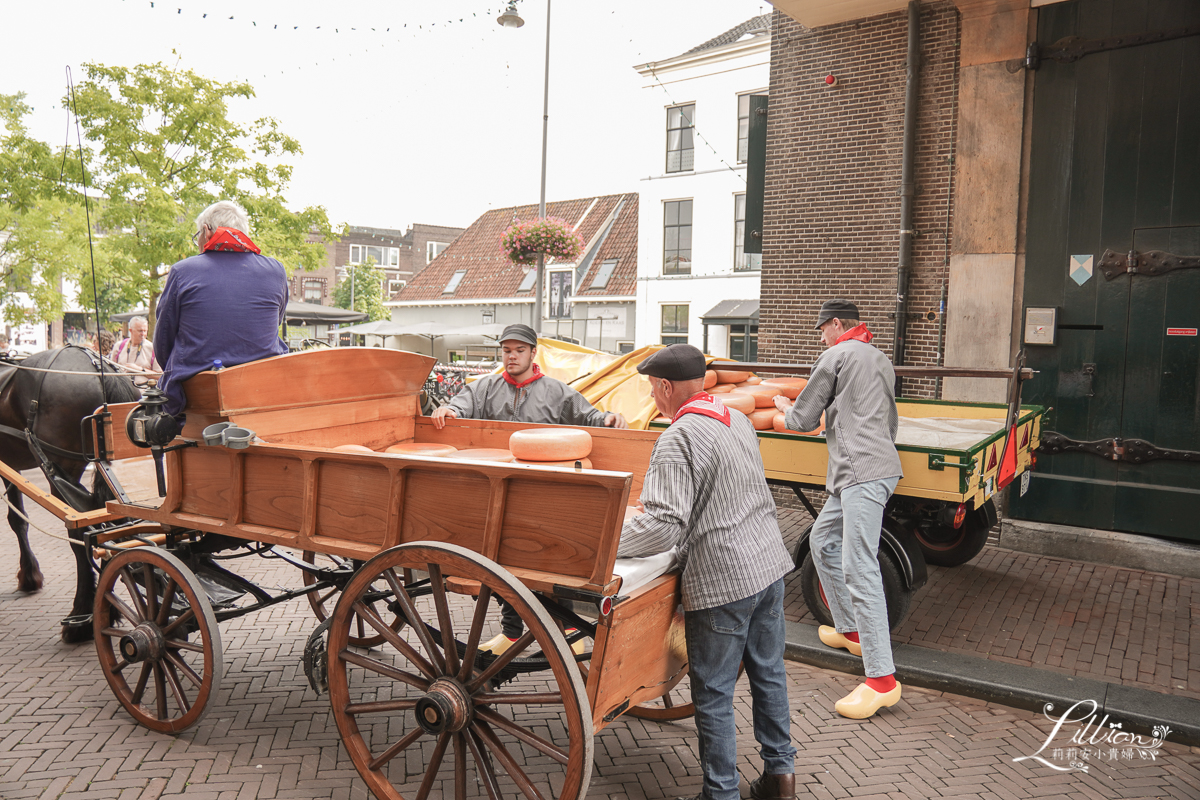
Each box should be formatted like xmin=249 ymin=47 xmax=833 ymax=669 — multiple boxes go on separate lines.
xmin=775 ymin=299 xmax=904 ymax=720
xmin=619 ymin=344 xmax=797 ymax=800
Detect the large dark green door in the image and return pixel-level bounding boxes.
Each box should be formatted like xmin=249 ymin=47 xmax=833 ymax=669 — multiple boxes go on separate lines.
xmin=1011 ymin=0 xmax=1200 ymax=540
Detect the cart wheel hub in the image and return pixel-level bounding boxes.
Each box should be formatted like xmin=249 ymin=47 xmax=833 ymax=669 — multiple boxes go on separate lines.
xmin=415 ymin=678 xmax=473 ymax=734
xmin=119 ymin=623 xmax=166 ymax=663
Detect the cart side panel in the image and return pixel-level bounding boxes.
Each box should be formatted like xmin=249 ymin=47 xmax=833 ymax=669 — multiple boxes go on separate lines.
xmin=589 ymin=573 xmax=683 ymax=732
xmin=242 ymin=454 xmax=304 ymax=533
xmin=314 ymin=460 xmax=391 ymax=547
xmin=399 ymin=469 xmax=490 ymax=553
xmin=499 ymin=480 xmax=620 ymax=580
xmin=232 ymin=396 xmax=418 ymax=451
xmin=178 ymin=447 xmax=232 ymax=518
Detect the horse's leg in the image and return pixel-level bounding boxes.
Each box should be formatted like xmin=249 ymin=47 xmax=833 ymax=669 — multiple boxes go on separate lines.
xmin=60 ymin=525 xmax=96 ymax=644
xmin=5 ymin=479 xmax=43 ymax=593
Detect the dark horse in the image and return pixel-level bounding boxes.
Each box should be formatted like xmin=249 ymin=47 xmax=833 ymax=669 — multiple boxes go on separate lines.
xmin=0 ymin=346 xmax=140 ymax=642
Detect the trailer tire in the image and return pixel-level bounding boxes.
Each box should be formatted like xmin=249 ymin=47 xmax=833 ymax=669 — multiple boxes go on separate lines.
xmin=799 ymin=549 xmax=912 ymax=632
xmin=912 ymin=500 xmax=995 ymax=567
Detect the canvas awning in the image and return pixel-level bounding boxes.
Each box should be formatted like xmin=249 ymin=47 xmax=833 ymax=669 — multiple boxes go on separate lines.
xmin=700 ymin=299 xmax=760 ymax=325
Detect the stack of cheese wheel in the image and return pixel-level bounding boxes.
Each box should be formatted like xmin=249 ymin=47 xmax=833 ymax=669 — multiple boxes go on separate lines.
xmin=760 ymin=377 xmax=807 ymax=399
xmin=445 ymin=448 xmax=517 ymax=462
xmin=703 ymin=370 xmax=718 ymax=389
xmin=509 ymin=427 xmax=593 ymax=469
xmin=710 ymin=363 xmax=755 ymax=394
xmin=383 ymin=442 xmax=459 ymax=457
xmin=721 ymin=391 xmax=756 ymax=415
xmin=332 ymin=444 xmax=376 ymax=453
xmin=771 ymin=410 xmax=825 ymax=436
xmin=728 ymin=383 xmax=785 ymax=430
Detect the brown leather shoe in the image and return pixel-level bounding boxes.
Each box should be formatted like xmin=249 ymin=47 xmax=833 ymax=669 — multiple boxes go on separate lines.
xmin=750 ymin=772 xmax=796 ymax=800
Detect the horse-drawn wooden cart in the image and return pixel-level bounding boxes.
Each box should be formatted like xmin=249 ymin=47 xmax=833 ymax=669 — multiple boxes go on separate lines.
xmin=88 ymin=347 xmax=679 ymax=800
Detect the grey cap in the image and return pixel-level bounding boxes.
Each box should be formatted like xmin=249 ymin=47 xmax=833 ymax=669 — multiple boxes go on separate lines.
xmin=815 ymin=299 xmax=861 ymax=330
xmin=637 ymin=344 xmax=707 ymax=381
xmin=499 ymin=323 xmax=538 ymax=346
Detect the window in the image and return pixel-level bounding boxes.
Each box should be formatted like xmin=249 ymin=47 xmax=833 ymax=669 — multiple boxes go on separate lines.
xmin=517 ymin=269 xmax=537 ymax=293
xmin=443 ymin=270 xmax=467 ymax=294
xmin=590 ymin=259 xmax=618 ymax=290
xmin=617 ymin=341 xmax=635 ymax=354
xmin=737 ymin=94 xmax=751 ymax=163
xmin=388 ymin=279 xmax=405 ymax=295
xmin=734 ymin=193 xmax=756 ymax=272
xmin=303 ymin=278 xmax=324 ymax=303
xmin=729 ymin=323 xmax=759 ymax=362
xmin=661 ymin=304 xmax=689 ymax=345
xmin=349 ymin=244 xmax=399 ymax=267
xmin=663 ymin=200 xmax=693 ymax=275
xmin=427 ymin=241 xmax=449 ymax=263
xmin=666 ymin=104 xmax=695 ymax=173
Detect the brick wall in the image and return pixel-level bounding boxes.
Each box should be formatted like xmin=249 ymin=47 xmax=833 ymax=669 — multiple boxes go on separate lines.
xmin=760 ymin=1 xmax=959 ymax=398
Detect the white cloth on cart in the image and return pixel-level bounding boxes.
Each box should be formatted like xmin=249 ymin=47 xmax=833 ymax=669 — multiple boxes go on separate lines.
xmin=894 ymin=416 xmax=1005 ymax=451
xmin=612 ymin=547 xmax=678 ymax=596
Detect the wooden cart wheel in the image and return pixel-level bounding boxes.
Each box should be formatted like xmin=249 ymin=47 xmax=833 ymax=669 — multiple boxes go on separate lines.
xmin=93 ymin=547 xmax=222 ymax=733
xmin=627 ymin=668 xmax=695 ymax=720
xmin=327 ymin=542 xmax=593 ymax=800
xmin=301 ymin=551 xmax=406 ymax=648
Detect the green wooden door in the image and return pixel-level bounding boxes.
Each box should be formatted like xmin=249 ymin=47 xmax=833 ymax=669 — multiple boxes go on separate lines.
xmin=1011 ymin=0 xmax=1200 ymax=539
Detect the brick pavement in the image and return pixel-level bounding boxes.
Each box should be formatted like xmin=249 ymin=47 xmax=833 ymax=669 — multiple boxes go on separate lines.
xmin=1 ymin=489 xmax=1197 ymax=799
xmin=777 ymin=510 xmax=1200 ymax=702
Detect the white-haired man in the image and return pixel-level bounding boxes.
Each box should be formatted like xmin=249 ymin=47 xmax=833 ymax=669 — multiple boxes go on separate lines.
xmin=109 ymin=316 xmax=160 ymax=386
xmin=155 ymin=200 xmax=289 ymax=420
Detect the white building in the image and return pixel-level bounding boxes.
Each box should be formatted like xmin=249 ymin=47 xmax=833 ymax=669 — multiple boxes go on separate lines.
xmin=633 ymin=15 xmax=770 ymax=360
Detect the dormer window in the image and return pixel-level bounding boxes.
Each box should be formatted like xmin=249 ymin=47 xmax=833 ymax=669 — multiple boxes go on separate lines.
xmin=443 ymin=270 xmax=466 ymax=294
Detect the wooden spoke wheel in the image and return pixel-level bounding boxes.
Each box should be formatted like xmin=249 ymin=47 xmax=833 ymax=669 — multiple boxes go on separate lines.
xmin=327 ymin=542 xmax=593 ymax=800
xmin=626 ymin=665 xmax=744 ymax=721
xmin=301 ymin=551 xmax=407 ymax=648
xmin=93 ymin=547 xmax=222 ymax=733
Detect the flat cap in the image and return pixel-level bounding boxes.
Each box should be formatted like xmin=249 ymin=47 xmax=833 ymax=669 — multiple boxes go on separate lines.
xmin=815 ymin=299 xmax=861 ymax=330
xmin=499 ymin=323 xmax=538 ymax=346
xmin=637 ymin=344 xmax=707 ymax=381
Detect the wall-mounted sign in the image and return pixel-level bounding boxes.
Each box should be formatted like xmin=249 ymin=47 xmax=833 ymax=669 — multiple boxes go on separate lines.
xmin=1166 ymin=327 xmax=1197 ymax=336
xmin=1069 ymin=254 xmax=1093 ymax=286
xmin=1024 ymin=307 xmax=1057 ymax=346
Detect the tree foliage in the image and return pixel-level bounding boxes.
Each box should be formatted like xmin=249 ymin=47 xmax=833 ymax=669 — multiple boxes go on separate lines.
xmin=1 ymin=62 xmax=340 ymax=330
xmin=332 ymin=260 xmax=389 ymax=323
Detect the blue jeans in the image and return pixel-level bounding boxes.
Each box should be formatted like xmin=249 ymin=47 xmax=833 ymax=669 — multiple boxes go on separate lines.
xmin=810 ymin=477 xmax=899 ymax=678
xmin=685 ymin=578 xmax=796 ymax=800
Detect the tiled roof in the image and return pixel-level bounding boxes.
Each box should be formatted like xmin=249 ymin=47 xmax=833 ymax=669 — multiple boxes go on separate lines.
xmin=681 ymin=14 xmax=771 ymax=57
xmin=391 ymin=193 xmax=639 ymax=303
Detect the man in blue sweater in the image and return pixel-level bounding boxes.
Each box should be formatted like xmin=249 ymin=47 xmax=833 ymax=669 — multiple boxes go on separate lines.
xmin=155 ymin=200 xmax=289 ymax=419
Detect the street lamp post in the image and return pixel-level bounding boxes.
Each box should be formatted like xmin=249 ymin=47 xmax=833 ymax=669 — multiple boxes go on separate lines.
xmin=499 ymin=0 xmax=551 ymax=334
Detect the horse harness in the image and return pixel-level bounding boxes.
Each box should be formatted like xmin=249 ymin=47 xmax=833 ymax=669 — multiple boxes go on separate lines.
xmin=0 ymin=345 xmax=111 ymax=463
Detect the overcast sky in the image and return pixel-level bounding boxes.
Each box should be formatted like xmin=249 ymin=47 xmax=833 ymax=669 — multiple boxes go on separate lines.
xmin=3 ymin=0 xmax=770 ymax=233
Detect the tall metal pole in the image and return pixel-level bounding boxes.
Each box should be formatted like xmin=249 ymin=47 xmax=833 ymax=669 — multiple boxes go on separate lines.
xmin=533 ymin=0 xmax=551 ymax=334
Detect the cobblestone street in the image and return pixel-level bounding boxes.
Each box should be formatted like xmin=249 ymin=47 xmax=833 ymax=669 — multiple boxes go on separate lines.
xmin=1 ymin=491 xmax=1198 ymax=799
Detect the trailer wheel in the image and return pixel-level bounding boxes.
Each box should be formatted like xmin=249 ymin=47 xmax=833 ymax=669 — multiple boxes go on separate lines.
xmin=799 ymin=548 xmax=912 ymax=632
xmin=327 ymin=542 xmax=592 ymax=800
xmin=912 ymin=500 xmax=994 ymax=567
xmin=93 ymin=547 xmax=222 ymax=733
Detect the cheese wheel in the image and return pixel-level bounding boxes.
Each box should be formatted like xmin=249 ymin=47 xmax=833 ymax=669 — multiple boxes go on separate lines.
xmin=384 ymin=442 xmax=459 ymax=457
xmin=731 ymin=384 xmax=785 ymax=408
xmin=710 ymin=383 xmax=736 ymax=394
xmin=516 ymin=457 xmax=593 ymax=469
xmin=332 ymin=444 xmax=376 ymax=453
xmin=509 ymin=427 xmax=593 ymax=461
xmin=761 ymin=377 xmax=808 ymax=400
xmin=713 ymin=367 xmax=752 ymax=384
xmin=721 ymin=392 xmax=756 ymax=415
xmin=748 ymin=408 xmax=777 ymax=430
xmin=772 ymin=411 xmax=825 ymax=435
xmin=445 ymin=448 xmax=516 ymax=462
xmin=735 ymin=376 xmax=763 ymax=386
xmin=703 ymin=370 xmax=718 ymax=389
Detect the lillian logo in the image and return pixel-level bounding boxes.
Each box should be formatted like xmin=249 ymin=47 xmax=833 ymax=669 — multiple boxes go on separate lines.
xmin=1014 ymin=700 xmax=1170 ymax=773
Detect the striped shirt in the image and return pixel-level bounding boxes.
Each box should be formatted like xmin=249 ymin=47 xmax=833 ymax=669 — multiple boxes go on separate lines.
xmin=617 ymin=406 xmax=793 ymax=611
xmin=785 ymin=338 xmax=903 ymax=495
xmin=447 ymin=373 xmax=610 ymax=427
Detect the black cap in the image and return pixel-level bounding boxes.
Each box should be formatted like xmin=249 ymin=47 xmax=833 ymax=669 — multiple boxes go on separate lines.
xmin=637 ymin=344 xmax=707 ymax=381
xmin=499 ymin=323 xmax=538 ymax=346
xmin=815 ymin=299 xmax=861 ymax=330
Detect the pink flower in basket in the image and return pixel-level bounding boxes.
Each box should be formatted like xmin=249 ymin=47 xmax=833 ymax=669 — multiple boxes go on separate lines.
xmin=500 ymin=217 xmax=585 ymax=266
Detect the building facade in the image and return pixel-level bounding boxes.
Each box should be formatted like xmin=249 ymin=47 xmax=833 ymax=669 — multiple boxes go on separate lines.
xmin=633 ymin=15 xmax=771 ymax=361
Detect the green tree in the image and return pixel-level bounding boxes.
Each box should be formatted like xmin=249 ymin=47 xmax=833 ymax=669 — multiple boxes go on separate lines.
xmin=64 ymin=61 xmax=338 ymax=329
xmin=332 ymin=260 xmax=388 ymax=322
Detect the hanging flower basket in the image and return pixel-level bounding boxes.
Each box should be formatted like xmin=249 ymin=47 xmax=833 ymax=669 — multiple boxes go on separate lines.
xmin=500 ymin=217 xmax=585 ymax=266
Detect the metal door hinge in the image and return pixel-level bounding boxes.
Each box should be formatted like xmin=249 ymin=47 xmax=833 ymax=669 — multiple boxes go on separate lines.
xmin=1099 ymin=248 xmax=1200 ymax=280
xmin=1040 ymin=432 xmax=1200 ymax=464
xmin=1013 ymin=25 xmax=1200 ymax=71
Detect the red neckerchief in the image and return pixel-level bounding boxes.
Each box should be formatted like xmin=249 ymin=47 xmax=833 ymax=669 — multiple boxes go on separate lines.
xmin=671 ymin=391 xmax=732 ymax=427
xmin=202 ymin=227 xmax=261 ymax=254
xmin=835 ymin=323 xmax=873 ymax=345
xmin=503 ymin=362 xmax=544 ymax=389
